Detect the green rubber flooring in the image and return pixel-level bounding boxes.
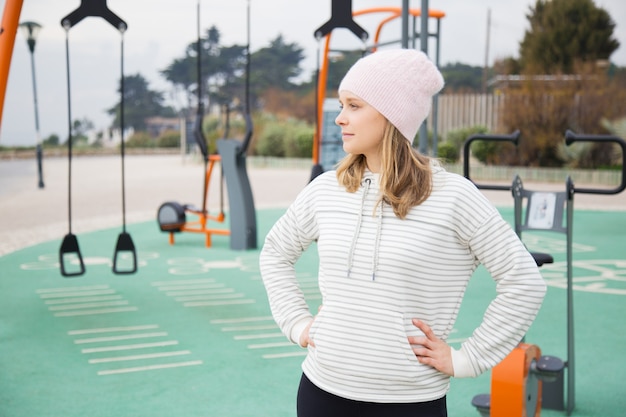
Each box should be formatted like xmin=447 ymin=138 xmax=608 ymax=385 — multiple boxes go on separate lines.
xmin=1 ymin=207 xmax=625 ymax=416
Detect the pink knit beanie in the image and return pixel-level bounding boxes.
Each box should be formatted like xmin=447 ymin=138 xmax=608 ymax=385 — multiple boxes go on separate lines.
xmin=338 ymin=48 xmax=444 ymax=142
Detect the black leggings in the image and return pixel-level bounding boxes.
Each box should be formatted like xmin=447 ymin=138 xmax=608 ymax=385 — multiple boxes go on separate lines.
xmin=297 ymin=374 xmax=448 ymax=417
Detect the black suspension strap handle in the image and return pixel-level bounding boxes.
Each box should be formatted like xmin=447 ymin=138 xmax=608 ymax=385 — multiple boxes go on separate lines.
xmin=58 ymin=21 xmax=85 ymax=277
xmin=59 ymin=233 xmax=85 ymax=278
xmin=59 ymin=0 xmax=136 ymax=276
xmin=112 ymin=30 xmax=137 ymax=275
xmin=314 ymin=0 xmax=368 ymax=41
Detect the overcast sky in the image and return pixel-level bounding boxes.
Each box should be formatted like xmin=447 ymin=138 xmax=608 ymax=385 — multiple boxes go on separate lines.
xmin=1 ymin=0 xmax=625 ymax=146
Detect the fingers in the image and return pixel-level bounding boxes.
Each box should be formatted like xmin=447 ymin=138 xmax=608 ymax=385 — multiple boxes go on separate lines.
xmin=412 ymin=318 xmax=435 ymax=338
xmin=408 ymin=318 xmax=454 ymax=376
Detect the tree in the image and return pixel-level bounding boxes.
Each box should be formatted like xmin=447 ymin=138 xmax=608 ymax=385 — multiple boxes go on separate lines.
xmin=42 ymin=133 xmax=59 ymax=147
xmin=64 ymin=118 xmax=94 ymax=145
xmin=107 ymin=74 xmax=175 ymax=131
xmin=440 ymin=63 xmax=483 ymax=93
xmin=493 ymin=57 xmax=522 ymax=76
xmin=161 ymin=28 xmax=310 ymax=118
xmin=249 ymin=35 xmax=305 ymax=93
xmin=161 ymin=26 xmax=249 ymax=113
xmin=486 ymin=0 xmax=626 ymax=168
xmin=520 ymin=0 xmax=620 ymax=74
xmin=325 ymin=50 xmax=363 ymax=94
xmin=211 ymin=44 xmax=248 ymax=106
xmin=160 ymin=56 xmax=196 ymax=111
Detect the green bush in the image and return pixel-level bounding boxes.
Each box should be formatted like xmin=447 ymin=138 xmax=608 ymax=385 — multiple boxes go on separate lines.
xmin=256 ymin=123 xmax=286 ymax=157
xmin=156 ymin=130 xmax=180 ymax=148
xmin=125 ymin=131 xmax=154 ymax=148
xmin=445 ymin=125 xmax=492 ymax=163
xmin=437 ymin=142 xmax=459 ymax=163
xmin=285 ymin=125 xmax=314 ymax=158
xmin=446 ymin=126 xmax=489 ymax=149
xmin=254 ymin=116 xmax=314 ymax=158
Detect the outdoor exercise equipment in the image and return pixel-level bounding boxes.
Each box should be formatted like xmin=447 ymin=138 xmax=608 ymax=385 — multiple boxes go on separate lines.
xmin=157 ymin=0 xmax=256 ymax=250
xmin=0 ymin=0 xmax=25 ymax=129
xmin=310 ymin=3 xmax=445 ymax=181
xmin=464 ymin=130 xmax=626 ymax=416
xmin=58 ymin=0 xmax=137 ymax=277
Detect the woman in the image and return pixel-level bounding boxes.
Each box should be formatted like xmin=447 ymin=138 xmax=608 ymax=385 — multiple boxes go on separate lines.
xmin=259 ymin=49 xmax=546 ymax=417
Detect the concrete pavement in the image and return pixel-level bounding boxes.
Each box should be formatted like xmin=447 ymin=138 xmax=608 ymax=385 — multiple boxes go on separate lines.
xmin=1 ymin=153 xmax=624 ymax=256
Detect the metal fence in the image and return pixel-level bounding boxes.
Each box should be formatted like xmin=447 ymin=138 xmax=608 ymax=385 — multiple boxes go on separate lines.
xmin=429 ymin=94 xmax=504 ymax=140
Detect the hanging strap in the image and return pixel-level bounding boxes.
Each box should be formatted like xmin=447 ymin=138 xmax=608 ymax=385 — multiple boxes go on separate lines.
xmin=58 ymin=0 xmax=136 ymax=276
xmin=59 ymin=26 xmax=85 ymax=278
xmin=111 ymin=31 xmax=137 ymax=275
xmin=314 ymin=0 xmax=368 ymax=41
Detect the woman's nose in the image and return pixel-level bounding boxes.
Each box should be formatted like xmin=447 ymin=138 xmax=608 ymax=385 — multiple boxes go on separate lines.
xmin=335 ymin=110 xmax=346 ymax=126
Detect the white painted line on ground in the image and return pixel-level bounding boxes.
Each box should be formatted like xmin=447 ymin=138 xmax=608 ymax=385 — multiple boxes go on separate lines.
xmin=36 ymin=285 xmax=110 ymax=293
xmin=151 ymin=278 xmax=216 ymax=286
xmin=183 ymin=299 xmax=254 ymax=307
xmin=45 ymin=295 xmax=124 ymax=305
xmin=157 ymin=283 xmax=226 ymax=292
xmin=302 ymin=293 xmax=322 ymax=300
xmin=210 ymin=316 xmax=274 ymax=324
xmin=173 ymin=289 xmax=236 ymax=301
xmin=97 ymin=360 xmax=203 ymax=375
xmin=262 ymin=351 xmax=307 ymax=359
xmin=221 ymin=324 xmax=279 ymax=332
xmin=74 ymin=332 xmax=169 ymax=344
xmin=39 ymin=289 xmax=117 ymax=299
xmin=88 ymin=350 xmax=192 ymax=364
xmin=54 ymin=306 xmax=138 ymax=317
xmin=49 ymin=301 xmax=130 ymax=311
xmin=233 ymin=333 xmax=284 ymax=340
xmin=176 ymin=293 xmax=245 ymax=302
xmin=69 ymin=325 xmax=159 ymax=335
xmin=248 ymin=342 xmax=294 ymax=349
xmin=165 ymin=287 xmax=231 ymax=297
xmin=82 ymin=340 xmax=179 ymax=353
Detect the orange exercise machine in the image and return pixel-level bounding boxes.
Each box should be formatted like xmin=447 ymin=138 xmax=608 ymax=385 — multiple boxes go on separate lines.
xmin=157 ymin=153 xmax=230 ymax=248
xmin=157 ymin=0 xmax=256 ymax=251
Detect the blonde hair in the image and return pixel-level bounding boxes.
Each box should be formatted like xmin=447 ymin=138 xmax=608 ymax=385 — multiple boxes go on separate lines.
xmin=336 ymin=122 xmax=432 ymax=219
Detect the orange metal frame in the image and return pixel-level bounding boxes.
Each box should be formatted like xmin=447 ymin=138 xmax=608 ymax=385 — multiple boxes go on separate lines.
xmin=167 ymin=154 xmax=230 ymax=247
xmin=491 ymin=342 xmax=542 ymax=417
xmin=0 ymin=0 xmax=25 ymax=130
xmin=313 ymin=6 xmax=446 ymax=165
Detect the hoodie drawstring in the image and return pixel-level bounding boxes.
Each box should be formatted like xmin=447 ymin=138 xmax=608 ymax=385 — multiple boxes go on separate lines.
xmin=346 ymin=178 xmax=384 ymax=281
xmin=346 ymin=178 xmax=370 ymax=278
xmin=371 ymin=202 xmax=383 ymax=280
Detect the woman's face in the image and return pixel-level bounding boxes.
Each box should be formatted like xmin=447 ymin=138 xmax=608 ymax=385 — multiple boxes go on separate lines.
xmin=335 ymin=91 xmax=387 ymax=169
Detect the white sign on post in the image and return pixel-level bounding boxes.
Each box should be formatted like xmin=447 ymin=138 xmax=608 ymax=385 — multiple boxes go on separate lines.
xmin=528 ymin=192 xmax=557 ymax=229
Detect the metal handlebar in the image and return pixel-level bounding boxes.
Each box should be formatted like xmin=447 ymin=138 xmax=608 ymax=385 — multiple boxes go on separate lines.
xmin=564 ymin=129 xmax=626 ymax=195
xmin=462 ymin=130 xmax=520 ymax=191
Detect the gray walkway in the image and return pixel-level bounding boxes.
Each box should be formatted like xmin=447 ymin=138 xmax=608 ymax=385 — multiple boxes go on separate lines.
xmin=1 ymin=154 xmax=624 ymax=256
xmin=0 ymin=154 xmax=310 ymax=256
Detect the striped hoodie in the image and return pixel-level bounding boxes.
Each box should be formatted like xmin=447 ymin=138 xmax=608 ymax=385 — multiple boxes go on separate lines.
xmin=259 ymin=164 xmax=546 ymax=403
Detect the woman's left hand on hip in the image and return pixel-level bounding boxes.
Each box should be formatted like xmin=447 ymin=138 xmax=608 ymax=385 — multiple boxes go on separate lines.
xmin=407 ymin=318 xmax=454 ymax=376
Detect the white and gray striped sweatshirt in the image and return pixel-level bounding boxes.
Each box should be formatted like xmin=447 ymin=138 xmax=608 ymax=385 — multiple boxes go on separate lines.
xmin=259 ymin=164 xmax=546 ymax=403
